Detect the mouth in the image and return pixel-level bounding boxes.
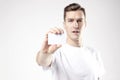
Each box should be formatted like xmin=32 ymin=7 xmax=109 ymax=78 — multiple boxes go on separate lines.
xmin=72 ymin=31 xmax=80 ymax=33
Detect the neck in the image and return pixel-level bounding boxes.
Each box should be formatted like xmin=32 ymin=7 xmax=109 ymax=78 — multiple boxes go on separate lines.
xmin=66 ymin=37 xmax=82 ymax=47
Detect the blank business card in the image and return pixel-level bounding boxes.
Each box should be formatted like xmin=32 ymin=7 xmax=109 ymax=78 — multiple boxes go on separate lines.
xmin=48 ymin=33 xmax=66 ymax=45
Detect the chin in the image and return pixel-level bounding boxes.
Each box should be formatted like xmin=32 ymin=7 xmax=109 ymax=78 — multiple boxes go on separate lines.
xmin=72 ymin=37 xmax=79 ymax=41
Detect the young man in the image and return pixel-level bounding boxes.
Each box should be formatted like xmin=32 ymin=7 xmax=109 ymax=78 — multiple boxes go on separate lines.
xmin=36 ymin=3 xmax=105 ymax=80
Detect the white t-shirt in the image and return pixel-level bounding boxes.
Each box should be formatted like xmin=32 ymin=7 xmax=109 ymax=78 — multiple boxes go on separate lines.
xmin=44 ymin=44 xmax=105 ymax=80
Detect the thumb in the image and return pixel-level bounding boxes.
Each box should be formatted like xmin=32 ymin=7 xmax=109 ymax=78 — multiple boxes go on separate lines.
xmin=56 ymin=44 xmax=62 ymax=48
xmin=48 ymin=44 xmax=62 ymax=54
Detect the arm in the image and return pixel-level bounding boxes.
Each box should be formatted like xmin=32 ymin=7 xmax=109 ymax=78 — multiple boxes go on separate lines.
xmin=36 ymin=50 xmax=53 ymax=67
xmin=36 ymin=27 xmax=64 ymax=67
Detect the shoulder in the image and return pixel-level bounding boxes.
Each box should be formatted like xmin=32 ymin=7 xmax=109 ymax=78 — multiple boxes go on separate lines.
xmin=85 ymin=46 xmax=96 ymax=52
xmin=84 ymin=46 xmax=98 ymax=53
xmin=83 ymin=46 xmax=101 ymax=57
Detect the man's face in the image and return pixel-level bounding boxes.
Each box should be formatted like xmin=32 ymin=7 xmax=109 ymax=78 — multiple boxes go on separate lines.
xmin=64 ymin=10 xmax=86 ymax=42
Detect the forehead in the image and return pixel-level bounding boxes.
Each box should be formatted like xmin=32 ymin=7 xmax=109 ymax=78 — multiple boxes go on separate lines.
xmin=65 ymin=10 xmax=85 ymax=19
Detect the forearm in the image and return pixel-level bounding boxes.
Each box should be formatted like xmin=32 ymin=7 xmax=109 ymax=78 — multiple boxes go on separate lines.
xmin=36 ymin=51 xmax=52 ymax=67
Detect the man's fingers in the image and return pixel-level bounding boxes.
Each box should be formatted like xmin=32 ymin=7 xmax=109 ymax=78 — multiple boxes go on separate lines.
xmin=48 ymin=27 xmax=64 ymax=35
xmin=53 ymin=27 xmax=64 ymax=34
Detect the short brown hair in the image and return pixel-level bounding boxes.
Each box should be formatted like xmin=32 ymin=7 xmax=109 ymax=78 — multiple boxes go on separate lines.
xmin=64 ymin=3 xmax=86 ymax=20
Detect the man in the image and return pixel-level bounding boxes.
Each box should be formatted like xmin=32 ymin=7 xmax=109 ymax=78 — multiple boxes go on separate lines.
xmin=36 ymin=3 xmax=105 ymax=80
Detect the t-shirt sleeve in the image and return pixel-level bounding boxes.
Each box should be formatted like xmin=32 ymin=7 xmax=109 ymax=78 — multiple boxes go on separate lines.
xmin=95 ymin=50 xmax=106 ymax=78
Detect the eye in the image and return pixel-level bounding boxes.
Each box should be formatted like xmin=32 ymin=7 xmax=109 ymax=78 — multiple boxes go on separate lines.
xmin=68 ymin=19 xmax=74 ymax=22
xmin=77 ymin=19 xmax=83 ymax=22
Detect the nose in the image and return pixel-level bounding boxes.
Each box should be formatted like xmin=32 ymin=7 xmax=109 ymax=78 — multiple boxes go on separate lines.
xmin=73 ymin=21 xmax=79 ymax=28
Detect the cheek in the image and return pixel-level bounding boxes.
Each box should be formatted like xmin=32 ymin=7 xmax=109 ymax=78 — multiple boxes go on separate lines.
xmin=79 ymin=23 xmax=85 ymax=29
xmin=65 ymin=25 xmax=71 ymax=32
xmin=64 ymin=22 xmax=73 ymax=32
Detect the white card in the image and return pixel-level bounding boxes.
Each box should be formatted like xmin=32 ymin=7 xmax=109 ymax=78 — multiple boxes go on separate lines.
xmin=48 ymin=33 xmax=66 ymax=45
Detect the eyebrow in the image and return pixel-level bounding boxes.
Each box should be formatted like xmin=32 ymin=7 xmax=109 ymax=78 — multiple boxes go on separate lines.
xmin=67 ymin=18 xmax=83 ymax=20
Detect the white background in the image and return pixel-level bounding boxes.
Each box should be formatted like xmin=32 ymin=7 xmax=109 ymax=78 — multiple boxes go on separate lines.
xmin=0 ymin=0 xmax=120 ymax=80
